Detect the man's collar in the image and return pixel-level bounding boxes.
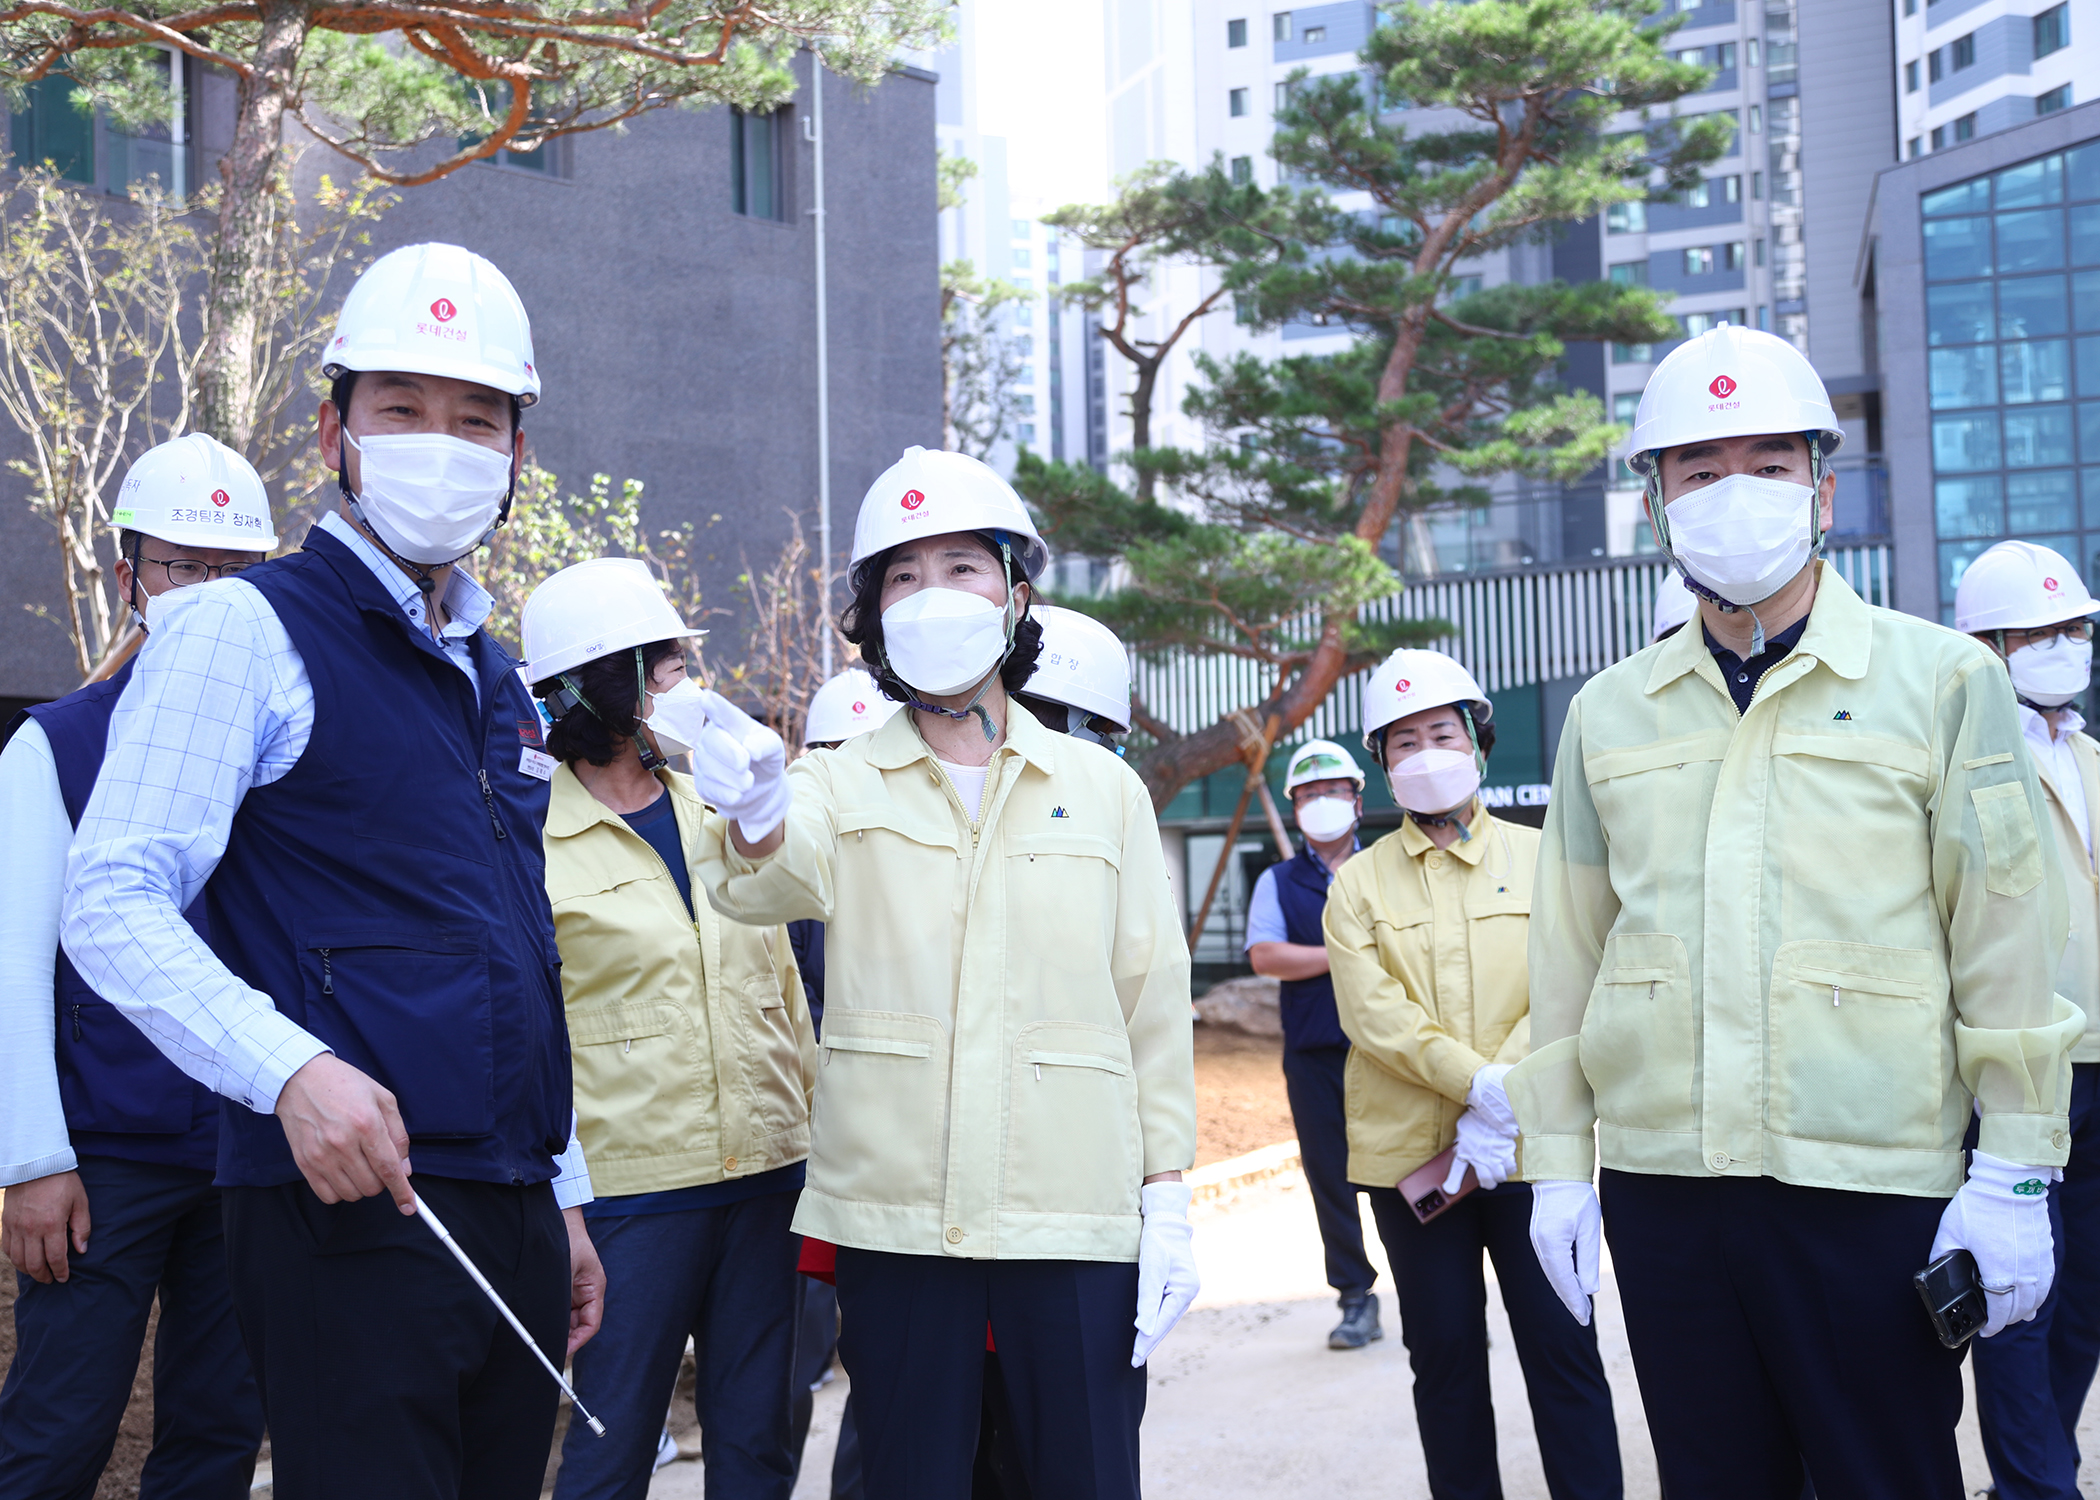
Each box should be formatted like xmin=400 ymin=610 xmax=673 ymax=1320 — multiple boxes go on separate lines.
xmin=1646 ymin=562 xmax=1871 ymax=695
xmin=862 ymin=690 xmax=1058 ymax=775
xmin=2020 ymin=702 xmax=2086 ymax=746
xmin=318 ymin=510 xmax=493 ymax=638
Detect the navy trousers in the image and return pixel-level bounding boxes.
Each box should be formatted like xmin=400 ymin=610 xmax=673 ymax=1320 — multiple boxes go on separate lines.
xmin=223 ymin=1176 xmax=568 ymax=1500
xmin=1363 ymin=1180 xmax=1621 ymax=1500
xmin=0 ymin=1155 xmax=262 ymax=1500
xmin=555 ymin=1190 xmax=802 ymax=1500
xmin=1281 ymin=1044 xmax=1377 ymax=1302
xmin=1600 ymin=1170 xmax=1963 ymax=1500
xmin=1974 ymin=1061 xmax=2100 ymax=1499
xmin=833 ymin=1249 xmax=1145 ymax=1500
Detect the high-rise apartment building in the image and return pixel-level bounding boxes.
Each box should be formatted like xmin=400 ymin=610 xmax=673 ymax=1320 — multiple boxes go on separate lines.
xmin=1896 ymin=0 xmax=2086 ymax=161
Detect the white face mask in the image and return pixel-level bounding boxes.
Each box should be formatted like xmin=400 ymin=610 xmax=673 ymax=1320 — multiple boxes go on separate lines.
xmin=136 ymin=583 xmax=206 ymax=635
xmin=643 ymin=676 xmax=711 ymax=757
xmin=347 ymin=432 xmax=512 ymax=566
xmin=1389 ymin=747 xmax=1482 ymax=816
xmin=2009 ymin=637 xmax=2094 ymax=708
xmin=881 ymin=587 xmax=1011 ymax=697
xmin=1294 ymin=794 xmax=1358 ymax=843
xmin=1663 ymin=473 xmax=1817 ymax=607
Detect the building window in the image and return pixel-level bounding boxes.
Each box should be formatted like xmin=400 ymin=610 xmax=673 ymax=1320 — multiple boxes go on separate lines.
xmin=1929 ymin=49 xmax=1944 ymax=84
xmin=1931 ymin=125 xmax=1947 ymax=151
xmin=1275 ymin=81 xmax=1292 ymax=111
xmin=1606 ymin=200 xmax=1648 ymax=235
xmin=1755 ymin=237 xmax=1767 ymax=266
xmin=9 ymin=73 xmax=97 ymax=185
xmin=1751 ymin=104 xmax=1764 ymax=133
xmin=731 ymin=107 xmax=785 ymax=220
xmin=1011 ymin=247 xmax=1032 ymax=269
xmin=1681 ymin=309 xmax=1746 ymax=338
xmin=1613 ymin=393 xmax=1642 ymax=425
xmin=1757 ymin=304 xmax=1770 ymax=330
xmin=1747 ymin=38 xmax=1761 ymax=68
xmin=1955 ymin=112 xmax=1977 ymax=142
xmin=1229 ymin=87 xmax=1248 ymax=117
xmin=1905 ymin=60 xmax=1920 ymax=93
xmin=1952 ymin=33 xmax=1975 ymax=71
xmin=1684 ymin=246 xmax=1715 ymax=275
xmin=1724 ymin=242 xmax=1746 ymax=271
xmin=1230 ymin=155 xmax=1253 ymax=186
xmin=1909 ymin=137 xmax=1924 ymax=159
xmin=1611 ymin=343 xmax=1655 ymax=365
xmin=1753 ymin=170 xmax=1765 ymax=198
xmin=1302 ymin=25 xmax=1325 ymax=43
xmin=1273 ymin=11 xmax=1291 ymax=42
xmin=1609 ymin=260 xmax=1648 ymax=285
xmin=1017 ymin=423 xmax=1037 ymax=446
xmin=1905 ymin=0 xmax=1916 ymax=12
xmin=2034 ymin=4 xmax=2069 ymax=59
xmin=2038 ymin=86 xmax=2071 ymax=116
xmin=1228 ymin=17 xmax=1247 ymax=47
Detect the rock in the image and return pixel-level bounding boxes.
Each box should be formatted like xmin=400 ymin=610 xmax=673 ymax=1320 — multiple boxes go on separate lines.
xmin=1195 ymin=975 xmax=1282 ymax=1039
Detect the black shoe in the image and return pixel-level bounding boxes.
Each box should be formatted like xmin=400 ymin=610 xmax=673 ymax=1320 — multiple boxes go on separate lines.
xmin=1328 ymin=1293 xmax=1383 ymax=1350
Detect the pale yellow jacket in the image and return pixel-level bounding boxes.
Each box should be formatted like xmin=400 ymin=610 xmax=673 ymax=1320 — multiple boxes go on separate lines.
xmin=1509 ymin=566 xmax=2083 ymax=1197
xmin=544 ymin=764 xmax=815 ymax=1199
xmin=1324 ymin=806 xmax=1537 ymax=1188
xmin=694 ymin=704 xmax=1195 ymax=1262
xmin=2036 ymin=725 xmax=2100 ymax=1065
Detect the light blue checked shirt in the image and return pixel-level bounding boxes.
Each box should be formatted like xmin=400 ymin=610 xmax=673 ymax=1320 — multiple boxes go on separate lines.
xmin=61 ymin=510 xmax=591 ymax=1206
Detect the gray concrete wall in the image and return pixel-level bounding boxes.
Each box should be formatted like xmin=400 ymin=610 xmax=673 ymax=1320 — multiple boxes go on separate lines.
xmin=1798 ymin=0 xmax=1897 ymax=385
xmin=0 ymin=53 xmax=940 ymax=700
xmin=1864 ymin=97 xmax=2100 ymax=618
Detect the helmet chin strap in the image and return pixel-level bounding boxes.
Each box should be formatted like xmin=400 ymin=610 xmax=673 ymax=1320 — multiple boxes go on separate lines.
xmin=885 ymin=539 xmax=1022 ymax=744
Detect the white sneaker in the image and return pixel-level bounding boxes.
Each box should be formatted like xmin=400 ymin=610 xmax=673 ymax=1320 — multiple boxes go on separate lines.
xmin=652 ymin=1426 xmax=678 ymax=1473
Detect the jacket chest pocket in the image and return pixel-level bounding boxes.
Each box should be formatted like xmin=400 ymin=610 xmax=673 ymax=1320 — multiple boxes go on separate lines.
xmin=1578 ymin=932 xmax=1695 ymax=1132
xmin=810 ymin=1019 xmax=948 ymax=1208
xmin=1006 ymin=833 xmax=1121 ymax=962
xmin=1766 ymin=941 xmax=1946 ymax=1149
xmin=1002 ymin=1022 xmax=1141 ymax=1218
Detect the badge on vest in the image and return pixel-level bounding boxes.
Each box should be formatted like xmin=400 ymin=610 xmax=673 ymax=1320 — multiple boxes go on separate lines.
xmin=519 ymin=747 xmax=558 ymax=781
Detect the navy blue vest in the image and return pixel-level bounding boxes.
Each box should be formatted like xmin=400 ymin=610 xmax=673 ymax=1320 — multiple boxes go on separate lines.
xmin=1273 ymin=844 xmax=1348 ymax=1052
xmin=15 ymin=661 xmax=218 ymax=1170
xmin=205 ymin=530 xmax=570 ymax=1189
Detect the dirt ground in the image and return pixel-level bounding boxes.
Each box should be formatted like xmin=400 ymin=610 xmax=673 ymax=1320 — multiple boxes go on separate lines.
xmin=7 ymin=1030 xmax=1295 ymax=1498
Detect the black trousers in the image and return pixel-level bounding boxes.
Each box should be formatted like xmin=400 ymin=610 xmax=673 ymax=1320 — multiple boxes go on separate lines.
xmin=0 ymin=1155 xmax=263 ymax=1500
xmin=833 ymin=1249 xmax=1145 ymax=1500
xmin=222 ymin=1176 xmax=568 ymax=1500
xmin=1281 ymin=1044 xmax=1377 ymax=1301
xmin=1364 ymin=1180 xmax=1622 ymax=1500
xmin=1601 ymin=1170 xmax=1963 ymax=1500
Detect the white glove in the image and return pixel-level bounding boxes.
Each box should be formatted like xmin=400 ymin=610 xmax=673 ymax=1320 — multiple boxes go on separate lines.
xmin=1132 ymin=1181 xmax=1199 ymax=1367
xmin=684 ymin=689 xmax=791 ymax=841
xmin=1443 ymin=1063 xmax=1519 ymax=1193
xmin=1528 ymin=1179 xmax=1601 ymax=1327
xmin=1932 ymin=1149 xmax=2059 ymax=1338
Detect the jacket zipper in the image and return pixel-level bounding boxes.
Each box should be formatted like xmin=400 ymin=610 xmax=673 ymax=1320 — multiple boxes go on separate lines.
xmin=477 ymin=768 xmax=509 ymax=840
xmin=70 ymin=1003 xmax=82 ymax=1041
xmin=320 ymin=949 xmax=334 ymax=995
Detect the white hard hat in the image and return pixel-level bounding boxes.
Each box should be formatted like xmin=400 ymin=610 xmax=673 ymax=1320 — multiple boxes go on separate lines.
xmin=112 ymin=433 xmax=278 ymax=551
xmin=1020 ymin=605 xmax=1132 ymax=731
xmin=804 ymin=668 xmax=901 ymax=746
xmin=520 ymin=558 xmax=703 ymax=686
xmin=1626 ymin=324 xmax=1842 ymax=475
xmin=1954 ymin=539 xmax=2100 ymax=634
xmin=1361 ymin=649 xmax=1492 ymax=750
xmin=849 ymin=446 xmax=1048 ymax=587
xmin=1652 ymin=571 xmax=1698 ymax=640
xmin=1284 ymin=738 xmax=1365 ymax=794
xmin=321 ymin=243 xmax=540 ymax=406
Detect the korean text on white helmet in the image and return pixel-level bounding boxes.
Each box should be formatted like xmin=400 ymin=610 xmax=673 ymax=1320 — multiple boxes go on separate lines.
xmin=1652 ymin=570 xmax=1698 ymax=641
xmin=520 ymin=558 xmax=704 ymax=687
xmin=1954 ymin=540 xmax=2100 ymax=634
xmin=1021 ymin=605 xmax=1132 ymax=732
xmin=1361 ymin=649 xmax=1493 ymax=754
xmin=1625 ymin=324 xmax=1842 ymax=476
xmin=804 ymin=668 xmax=902 ymax=746
xmin=1284 ymin=739 xmax=1366 ymax=794
xmin=321 ymin=243 xmax=540 ymax=406
xmin=849 ymin=446 xmax=1049 ymax=587
xmin=112 ymin=433 xmax=278 ymax=552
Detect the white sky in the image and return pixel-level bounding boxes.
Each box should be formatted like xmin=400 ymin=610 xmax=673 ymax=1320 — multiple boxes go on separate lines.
xmin=972 ymin=0 xmax=1112 ymax=210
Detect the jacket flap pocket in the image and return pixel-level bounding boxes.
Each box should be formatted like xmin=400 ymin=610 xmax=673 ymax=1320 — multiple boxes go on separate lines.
xmin=1971 ymin=781 xmax=2045 ymax=897
xmin=1771 ymin=732 xmax=1930 ymax=778
xmin=301 ymin=923 xmax=482 ymax=956
xmin=1024 ymin=1049 xmax=1133 ymax=1076
xmin=1370 ymin=904 xmax=1434 ymax=932
xmin=1007 ymin=831 xmax=1122 ymax=866
xmin=1776 ymin=939 xmax=1936 ymax=999
xmin=1602 ymin=931 xmax=1687 ymax=984
xmin=568 ymin=1001 xmax=673 ymax=1044
xmin=823 ymin=1034 xmax=932 ymax=1059
xmin=1583 ymin=732 xmax=1732 ymax=787
xmin=836 ymin=805 xmax=956 ymax=851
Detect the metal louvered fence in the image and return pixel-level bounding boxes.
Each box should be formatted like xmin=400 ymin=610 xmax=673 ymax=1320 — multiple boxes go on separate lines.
xmin=1133 ymin=544 xmax=1895 ymax=745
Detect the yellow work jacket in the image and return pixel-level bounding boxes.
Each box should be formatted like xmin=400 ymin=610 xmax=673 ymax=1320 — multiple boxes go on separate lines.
xmin=2034 ymin=724 xmax=2100 ymax=1065
xmin=1509 ymin=566 xmax=2082 ymax=1197
xmin=1324 ymin=805 xmax=1537 ymax=1188
xmin=694 ymin=704 xmax=1195 ymax=1262
xmin=544 ymin=764 xmax=814 ymax=1199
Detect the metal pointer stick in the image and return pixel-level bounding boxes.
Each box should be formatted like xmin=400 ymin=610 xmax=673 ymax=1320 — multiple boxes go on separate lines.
xmin=413 ymin=1193 xmax=607 ymax=1436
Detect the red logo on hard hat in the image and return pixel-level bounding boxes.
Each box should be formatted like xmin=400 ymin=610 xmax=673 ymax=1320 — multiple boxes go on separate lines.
xmin=852 ymin=700 xmax=867 ymax=714
xmin=210 ymin=488 xmax=230 ymax=508
xmin=430 ymin=297 xmax=458 ymax=322
xmin=901 ymin=490 xmax=925 ymax=511
xmin=2047 ymin=576 xmax=2062 ymax=592
xmin=1709 ymin=375 xmax=1737 ymax=398
xmin=1396 ymin=679 xmax=1411 ymax=694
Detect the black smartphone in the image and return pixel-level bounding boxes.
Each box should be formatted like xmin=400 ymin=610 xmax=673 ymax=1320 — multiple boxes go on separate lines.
xmin=1914 ymin=1248 xmax=1988 ymax=1349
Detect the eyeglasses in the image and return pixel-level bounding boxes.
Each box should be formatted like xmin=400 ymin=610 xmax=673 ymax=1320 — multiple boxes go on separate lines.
xmin=136 ymin=556 xmax=256 ymax=586
xmin=2012 ymin=620 xmax=2096 ymax=650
